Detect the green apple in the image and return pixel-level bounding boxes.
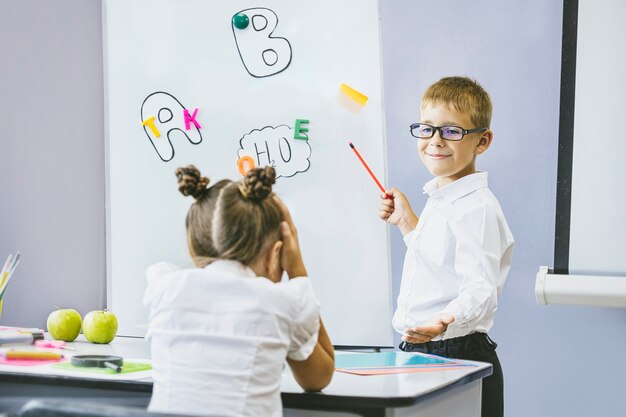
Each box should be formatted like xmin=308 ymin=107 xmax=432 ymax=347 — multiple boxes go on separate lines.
xmin=47 ymin=308 xmax=82 ymax=342
xmin=82 ymin=310 xmax=118 ymax=344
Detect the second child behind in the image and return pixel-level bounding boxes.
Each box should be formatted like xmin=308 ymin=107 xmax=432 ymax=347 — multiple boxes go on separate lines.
xmin=380 ymin=77 xmax=514 ymax=417
xmin=144 ymin=166 xmax=334 ymax=417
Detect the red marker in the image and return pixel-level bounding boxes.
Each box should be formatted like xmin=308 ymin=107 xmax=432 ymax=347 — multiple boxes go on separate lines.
xmin=348 ymin=142 xmax=391 ymax=198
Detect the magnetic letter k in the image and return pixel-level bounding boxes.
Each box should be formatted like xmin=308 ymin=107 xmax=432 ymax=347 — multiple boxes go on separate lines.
xmin=184 ymin=108 xmax=201 ymax=130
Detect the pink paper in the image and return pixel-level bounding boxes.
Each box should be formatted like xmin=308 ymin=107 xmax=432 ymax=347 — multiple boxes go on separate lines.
xmin=0 ymin=356 xmax=66 ymax=366
xmin=335 ymin=366 xmax=471 ymax=376
xmin=0 ymin=326 xmax=32 ymax=331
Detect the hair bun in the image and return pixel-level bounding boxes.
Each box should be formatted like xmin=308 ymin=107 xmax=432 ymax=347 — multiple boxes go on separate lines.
xmin=239 ymin=166 xmax=276 ymax=201
xmin=175 ymin=165 xmax=210 ymax=199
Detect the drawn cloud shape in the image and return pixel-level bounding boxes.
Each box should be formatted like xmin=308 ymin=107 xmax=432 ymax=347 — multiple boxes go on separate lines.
xmin=238 ymin=125 xmax=311 ymax=178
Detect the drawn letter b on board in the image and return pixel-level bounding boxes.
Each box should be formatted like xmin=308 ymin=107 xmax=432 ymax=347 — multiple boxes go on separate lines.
xmin=232 ymin=8 xmax=292 ymax=78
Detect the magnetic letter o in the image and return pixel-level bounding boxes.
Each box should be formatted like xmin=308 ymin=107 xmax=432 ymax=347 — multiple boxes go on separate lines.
xmin=237 ymin=155 xmax=256 ymax=176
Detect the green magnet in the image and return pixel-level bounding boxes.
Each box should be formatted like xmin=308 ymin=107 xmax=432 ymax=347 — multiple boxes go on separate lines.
xmin=233 ymin=13 xmax=249 ymax=30
xmin=294 ymin=119 xmax=310 ymax=140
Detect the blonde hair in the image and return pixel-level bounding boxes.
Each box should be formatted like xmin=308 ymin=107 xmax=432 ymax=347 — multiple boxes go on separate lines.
xmin=421 ymin=76 xmax=492 ymax=129
xmin=175 ymin=165 xmax=231 ymax=267
xmin=212 ymin=166 xmax=283 ymax=265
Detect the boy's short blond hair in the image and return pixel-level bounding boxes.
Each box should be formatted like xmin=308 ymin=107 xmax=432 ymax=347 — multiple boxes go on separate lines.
xmin=421 ymin=76 xmax=492 ymax=129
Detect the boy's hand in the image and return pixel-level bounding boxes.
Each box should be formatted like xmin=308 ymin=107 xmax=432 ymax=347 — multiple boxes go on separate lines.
xmin=379 ymin=188 xmax=418 ymax=236
xmin=274 ymin=196 xmax=307 ymax=278
xmin=402 ymin=313 xmax=455 ymax=344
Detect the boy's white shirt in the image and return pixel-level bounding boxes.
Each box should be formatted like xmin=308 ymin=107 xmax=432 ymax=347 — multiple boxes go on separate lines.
xmin=143 ymin=259 xmax=320 ymax=417
xmin=393 ymin=172 xmax=515 ymax=340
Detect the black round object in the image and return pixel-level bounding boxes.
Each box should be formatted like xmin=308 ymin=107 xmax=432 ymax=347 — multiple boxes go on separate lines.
xmin=71 ymin=355 xmax=124 ymax=373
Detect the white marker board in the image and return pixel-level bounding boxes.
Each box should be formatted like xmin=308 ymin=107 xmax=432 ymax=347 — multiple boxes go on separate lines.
xmin=104 ymin=0 xmax=393 ymax=347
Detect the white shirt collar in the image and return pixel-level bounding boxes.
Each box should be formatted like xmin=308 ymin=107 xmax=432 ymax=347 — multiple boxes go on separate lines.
xmin=423 ymin=172 xmax=489 ymax=203
xmin=205 ymin=259 xmax=257 ymax=278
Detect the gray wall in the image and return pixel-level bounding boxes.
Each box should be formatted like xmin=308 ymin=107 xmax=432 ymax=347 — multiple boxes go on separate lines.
xmin=0 ymin=1 xmax=624 ymax=416
xmin=0 ymin=0 xmax=106 ymax=325
xmin=380 ymin=1 xmax=626 ymax=417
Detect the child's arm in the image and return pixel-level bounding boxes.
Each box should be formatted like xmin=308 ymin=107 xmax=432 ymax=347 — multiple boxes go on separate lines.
xmin=438 ymin=205 xmax=513 ymax=339
xmin=379 ymin=188 xmax=419 ymax=235
xmin=275 ymin=196 xmax=307 ymax=278
xmin=417 ymin=204 xmax=513 ymax=341
xmin=287 ymin=319 xmax=334 ymax=392
xmin=402 ymin=313 xmax=455 ymax=343
xmin=275 ymin=196 xmax=334 ymax=391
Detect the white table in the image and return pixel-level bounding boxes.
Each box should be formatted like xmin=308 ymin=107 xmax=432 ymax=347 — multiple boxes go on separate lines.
xmin=0 ymin=335 xmax=491 ymax=416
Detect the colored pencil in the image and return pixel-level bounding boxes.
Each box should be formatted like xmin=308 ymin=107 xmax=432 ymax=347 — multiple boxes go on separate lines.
xmin=2 ymin=350 xmax=63 ymax=360
xmin=0 ymin=252 xmax=20 ymax=299
xmin=0 ymin=254 xmax=13 ymax=287
xmin=348 ymin=142 xmax=390 ymax=198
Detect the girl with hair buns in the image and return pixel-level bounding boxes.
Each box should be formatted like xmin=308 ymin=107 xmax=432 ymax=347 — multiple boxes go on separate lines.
xmin=174 ymin=164 xmax=232 ymax=265
xmin=143 ymin=165 xmax=334 ymax=417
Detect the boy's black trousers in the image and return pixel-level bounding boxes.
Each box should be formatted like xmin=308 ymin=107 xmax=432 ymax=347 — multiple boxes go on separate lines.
xmin=399 ymin=332 xmax=503 ymax=417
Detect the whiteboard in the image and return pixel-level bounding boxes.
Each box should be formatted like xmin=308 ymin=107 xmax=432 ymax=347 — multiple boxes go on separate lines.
xmin=103 ymin=0 xmax=393 ymax=347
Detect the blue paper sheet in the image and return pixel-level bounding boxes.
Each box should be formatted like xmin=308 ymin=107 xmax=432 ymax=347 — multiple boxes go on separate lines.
xmin=335 ymin=351 xmax=469 ymax=369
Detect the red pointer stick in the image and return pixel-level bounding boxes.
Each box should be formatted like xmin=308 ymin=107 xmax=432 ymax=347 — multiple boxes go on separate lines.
xmin=348 ymin=142 xmax=391 ymax=198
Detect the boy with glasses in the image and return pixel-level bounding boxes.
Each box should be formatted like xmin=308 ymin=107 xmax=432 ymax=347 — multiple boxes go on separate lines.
xmin=379 ymin=76 xmax=514 ymax=417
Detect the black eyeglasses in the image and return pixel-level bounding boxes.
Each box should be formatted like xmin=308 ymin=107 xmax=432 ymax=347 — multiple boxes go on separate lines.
xmin=409 ymin=123 xmax=487 ymax=141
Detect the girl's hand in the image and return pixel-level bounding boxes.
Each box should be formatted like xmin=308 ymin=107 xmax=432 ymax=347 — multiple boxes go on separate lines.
xmin=274 ymin=196 xmax=307 ymax=278
xmin=379 ymin=188 xmax=418 ymax=235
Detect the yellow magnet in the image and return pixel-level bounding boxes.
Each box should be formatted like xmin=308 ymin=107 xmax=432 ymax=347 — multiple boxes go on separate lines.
xmin=339 ymin=83 xmax=368 ymax=106
xmin=141 ymin=116 xmax=161 ymax=138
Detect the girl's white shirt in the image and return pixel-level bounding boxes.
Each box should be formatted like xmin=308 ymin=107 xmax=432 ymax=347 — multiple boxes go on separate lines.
xmin=143 ymin=259 xmax=320 ymax=417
